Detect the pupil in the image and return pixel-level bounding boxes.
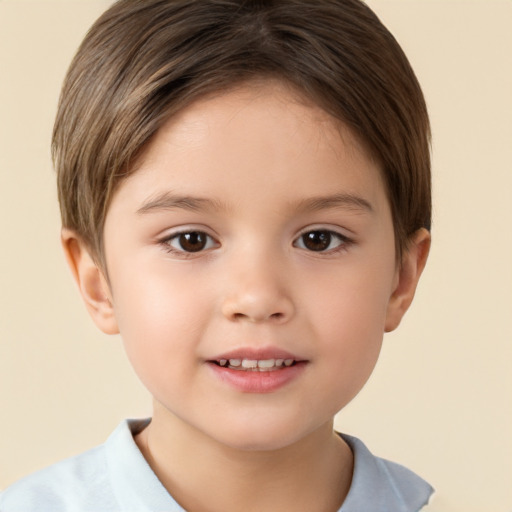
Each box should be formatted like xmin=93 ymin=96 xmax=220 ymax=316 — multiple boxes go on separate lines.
xmin=303 ymin=231 xmax=330 ymax=251
xmin=180 ymin=232 xmax=206 ymax=252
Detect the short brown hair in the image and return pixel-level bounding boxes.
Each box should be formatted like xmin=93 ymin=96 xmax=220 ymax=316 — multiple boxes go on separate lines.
xmin=53 ymin=0 xmax=431 ymax=263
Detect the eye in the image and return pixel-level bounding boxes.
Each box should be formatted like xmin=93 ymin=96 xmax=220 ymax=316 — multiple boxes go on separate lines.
xmin=294 ymin=229 xmax=348 ymax=252
xmin=165 ymin=231 xmax=217 ymax=253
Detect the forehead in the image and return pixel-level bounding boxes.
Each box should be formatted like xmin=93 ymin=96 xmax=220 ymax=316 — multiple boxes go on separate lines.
xmin=114 ymin=81 xmax=387 ymax=214
xmin=169 ymin=83 xmax=363 ymax=150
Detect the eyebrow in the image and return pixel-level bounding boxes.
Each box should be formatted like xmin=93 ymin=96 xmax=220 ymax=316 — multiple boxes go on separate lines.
xmin=137 ymin=192 xmax=227 ymax=214
xmin=136 ymin=191 xmax=373 ymax=216
xmin=293 ymin=193 xmax=374 ymax=214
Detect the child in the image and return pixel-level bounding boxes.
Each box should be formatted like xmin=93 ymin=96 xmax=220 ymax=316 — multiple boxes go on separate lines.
xmin=1 ymin=0 xmax=433 ymax=510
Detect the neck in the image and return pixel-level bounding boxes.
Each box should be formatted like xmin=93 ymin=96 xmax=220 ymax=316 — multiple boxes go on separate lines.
xmin=135 ymin=403 xmax=353 ymax=512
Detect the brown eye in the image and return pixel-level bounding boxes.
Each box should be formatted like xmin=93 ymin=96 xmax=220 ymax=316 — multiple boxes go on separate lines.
xmin=168 ymin=231 xmax=214 ymax=253
xmin=295 ymin=230 xmax=346 ymax=252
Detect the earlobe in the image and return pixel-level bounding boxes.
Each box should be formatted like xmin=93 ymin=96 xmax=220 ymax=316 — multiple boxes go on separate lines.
xmin=385 ymin=228 xmax=431 ymax=332
xmin=61 ymin=228 xmax=119 ymax=335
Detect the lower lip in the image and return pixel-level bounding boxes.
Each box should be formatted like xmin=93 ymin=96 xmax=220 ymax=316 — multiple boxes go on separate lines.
xmin=207 ymin=362 xmax=307 ymax=393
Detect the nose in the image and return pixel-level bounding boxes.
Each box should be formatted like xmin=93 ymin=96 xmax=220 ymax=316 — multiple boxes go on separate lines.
xmin=221 ymin=255 xmax=295 ymax=324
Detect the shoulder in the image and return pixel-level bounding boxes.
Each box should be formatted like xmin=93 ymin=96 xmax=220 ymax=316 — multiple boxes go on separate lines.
xmin=0 ymin=443 xmax=118 ymax=512
xmin=0 ymin=419 xmax=174 ymax=512
xmin=339 ymin=434 xmax=434 ymax=512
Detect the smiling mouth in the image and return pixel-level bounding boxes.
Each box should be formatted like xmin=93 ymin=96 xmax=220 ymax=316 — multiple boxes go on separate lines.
xmin=212 ymin=358 xmax=298 ymax=371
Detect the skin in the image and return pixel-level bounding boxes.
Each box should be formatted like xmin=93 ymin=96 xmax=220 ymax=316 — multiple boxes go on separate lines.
xmin=63 ymin=81 xmax=430 ymax=512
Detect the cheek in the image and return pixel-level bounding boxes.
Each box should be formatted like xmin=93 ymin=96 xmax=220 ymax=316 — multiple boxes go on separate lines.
xmin=313 ymin=299 xmax=385 ymax=413
xmin=108 ymin=260 xmax=212 ymax=368
xmin=108 ymin=269 xmax=211 ymax=405
xmin=304 ymin=262 xmax=394 ymax=391
xmin=316 ymin=291 xmax=385 ymax=372
xmin=306 ymin=258 xmax=394 ymax=336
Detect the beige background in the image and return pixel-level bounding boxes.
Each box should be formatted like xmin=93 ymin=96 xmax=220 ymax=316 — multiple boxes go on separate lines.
xmin=1 ymin=1 xmax=511 ymax=510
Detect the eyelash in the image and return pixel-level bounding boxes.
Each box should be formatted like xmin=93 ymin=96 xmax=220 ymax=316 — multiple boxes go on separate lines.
xmin=293 ymin=229 xmax=352 ymax=254
xmin=158 ymin=228 xmax=353 ymax=257
xmin=159 ymin=230 xmax=218 ymax=258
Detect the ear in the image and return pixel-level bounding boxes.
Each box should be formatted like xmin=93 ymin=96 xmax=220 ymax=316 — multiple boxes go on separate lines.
xmin=385 ymin=228 xmax=431 ymax=332
xmin=61 ymin=228 xmax=119 ymax=335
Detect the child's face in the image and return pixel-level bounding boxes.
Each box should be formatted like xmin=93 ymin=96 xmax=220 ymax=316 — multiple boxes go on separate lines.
xmin=92 ymin=82 xmax=413 ymax=450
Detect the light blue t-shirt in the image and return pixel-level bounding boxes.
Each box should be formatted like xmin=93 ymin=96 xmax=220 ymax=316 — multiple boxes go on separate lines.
xmin=0 ymin=419 xmax=433 ymax=511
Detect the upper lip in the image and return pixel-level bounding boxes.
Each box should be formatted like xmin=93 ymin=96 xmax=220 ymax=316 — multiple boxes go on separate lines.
xmin=208 ymin=347 xmax=306 ymax=362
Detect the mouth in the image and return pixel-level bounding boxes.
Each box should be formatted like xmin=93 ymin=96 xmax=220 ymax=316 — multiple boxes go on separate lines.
xmin=212 ymin=358 xmax=299 ymax=372
xmin=206 ymin=349 xmax=307 ymax=392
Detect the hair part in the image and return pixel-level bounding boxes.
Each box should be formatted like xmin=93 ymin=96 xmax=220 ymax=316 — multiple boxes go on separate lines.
xmin=53 ymin=0 xmax=431 ymax=265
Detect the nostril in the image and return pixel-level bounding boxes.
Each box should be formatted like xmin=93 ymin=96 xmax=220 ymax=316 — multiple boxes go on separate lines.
xmin=230 ymin=311 xmax=284 ymax=322
xmin=222 ymin=294 xmax=294 ymax=323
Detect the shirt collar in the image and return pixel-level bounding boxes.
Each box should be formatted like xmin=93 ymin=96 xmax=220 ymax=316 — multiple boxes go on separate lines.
xmin=339 ymin=433 xmax=434 ymax=512
xmin=105 ymin=420 xmax=433 ymax=512
xmin=105 ymin=419 xmax=184 ymax=511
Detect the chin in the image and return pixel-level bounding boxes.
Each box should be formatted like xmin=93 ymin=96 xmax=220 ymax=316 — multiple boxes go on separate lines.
xmin=207 ymin=417 xmax=317 ymax=453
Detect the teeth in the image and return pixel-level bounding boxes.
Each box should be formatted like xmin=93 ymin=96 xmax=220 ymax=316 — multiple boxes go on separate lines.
xmin=217 ymin=358 xmax=296 ymax=371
